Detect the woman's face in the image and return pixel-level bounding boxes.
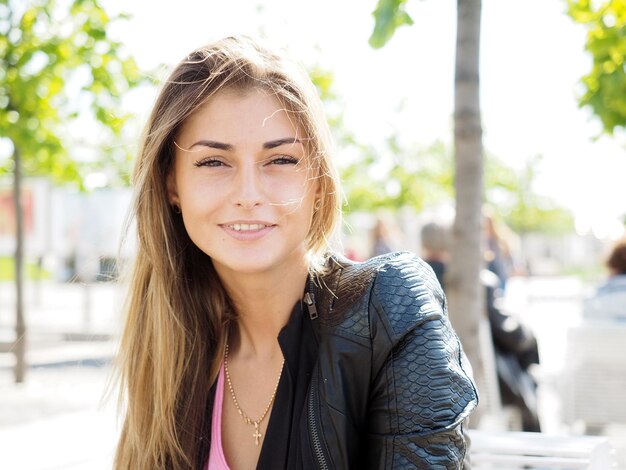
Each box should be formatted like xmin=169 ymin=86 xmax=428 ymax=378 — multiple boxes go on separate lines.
xmin=168 ymin=88 xmax=318 ymax=278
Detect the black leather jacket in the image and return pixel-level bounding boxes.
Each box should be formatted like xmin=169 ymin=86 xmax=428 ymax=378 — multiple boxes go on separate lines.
xmin=199 ymin=252 xmax=478 ymax=469
xmin=302 ymin=252 xmax=478 ymax=469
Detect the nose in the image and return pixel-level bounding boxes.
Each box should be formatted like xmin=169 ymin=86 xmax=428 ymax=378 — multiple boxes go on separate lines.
xmin=233 ymin=164 xmax=263 ymax=209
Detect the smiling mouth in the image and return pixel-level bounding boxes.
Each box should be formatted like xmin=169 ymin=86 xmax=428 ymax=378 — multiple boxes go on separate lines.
xmin=226 ymin=223 xmax=273 ymax=231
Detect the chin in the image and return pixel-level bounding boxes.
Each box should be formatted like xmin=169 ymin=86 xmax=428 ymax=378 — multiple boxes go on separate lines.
xmin=204 ymin=242 xmax=309 ymax=277
xmin=211 ymin=254 xmax=279 ymax=276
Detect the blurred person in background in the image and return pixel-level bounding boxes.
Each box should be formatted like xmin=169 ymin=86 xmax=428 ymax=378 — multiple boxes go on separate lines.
xmin=584 ymin=237 xmax=626 ymax=322
xmin=419 ymin=221 xmax=450 ymax=290
xmin=483 ymin=208 xmax=523 ymax=291
xmin=421 ymin=220 xmax=541 ymax=432
xmin=114 ymin=36 xmax=477 ymax=470
xmin=369 ymin=215 xmax=398 ymax=257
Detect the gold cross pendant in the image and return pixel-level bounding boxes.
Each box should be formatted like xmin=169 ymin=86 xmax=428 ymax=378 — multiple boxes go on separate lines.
xmin=253 ymin=422 xmax=262 ymax=446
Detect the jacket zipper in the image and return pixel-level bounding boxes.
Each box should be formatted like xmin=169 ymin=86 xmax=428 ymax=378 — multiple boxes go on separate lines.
xmin=308 ymin=368 xmax=330 ymax=470
xmin=303 ymin=286 xmax=329 ymax=469
xmin=303 ymin=291 xmax=318 ymax=320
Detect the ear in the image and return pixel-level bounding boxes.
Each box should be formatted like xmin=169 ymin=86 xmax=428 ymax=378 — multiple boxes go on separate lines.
xmin=311 ymin=182 xmax=323 ymax=213
xmin=166 ymin=169 xmax=180 ymax=207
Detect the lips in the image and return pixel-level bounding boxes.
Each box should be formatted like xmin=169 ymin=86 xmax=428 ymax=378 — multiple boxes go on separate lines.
xmin=220 ymin=222 xmax=276 ymax=242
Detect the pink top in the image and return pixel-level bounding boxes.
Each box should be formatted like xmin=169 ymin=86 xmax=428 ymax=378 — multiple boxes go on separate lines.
xmin=205 ymin=362 xmax=231 ymax=470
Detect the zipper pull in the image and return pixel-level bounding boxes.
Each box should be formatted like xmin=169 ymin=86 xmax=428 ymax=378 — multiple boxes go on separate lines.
xmin=304 ymin=292 xmax=318 ymax=320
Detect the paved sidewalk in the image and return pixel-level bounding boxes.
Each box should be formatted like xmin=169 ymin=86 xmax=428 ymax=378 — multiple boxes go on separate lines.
xmin=0 ymin=364 xmax=118 ymax=470
xmin=0 ymin=281 xmax=121 ymax=470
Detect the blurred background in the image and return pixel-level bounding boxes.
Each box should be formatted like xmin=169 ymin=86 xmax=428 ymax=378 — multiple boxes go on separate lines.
xmin=2 ymin=0 xmax=626 ymax=468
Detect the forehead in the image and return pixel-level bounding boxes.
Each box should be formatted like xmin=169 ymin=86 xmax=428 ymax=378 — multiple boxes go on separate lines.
xmin=177 ymin=88 xmax=302 ymax=145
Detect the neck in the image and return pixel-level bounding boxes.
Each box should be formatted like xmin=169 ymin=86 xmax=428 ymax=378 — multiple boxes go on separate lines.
xmin=218 ymin=259 xmax=310 ymax=359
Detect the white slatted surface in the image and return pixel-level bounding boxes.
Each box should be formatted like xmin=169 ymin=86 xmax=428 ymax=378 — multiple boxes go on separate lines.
xmin=469 ymin=430 xmax=615 ymax=469
xmin=564 ymin=324 xmax=626 ymax=428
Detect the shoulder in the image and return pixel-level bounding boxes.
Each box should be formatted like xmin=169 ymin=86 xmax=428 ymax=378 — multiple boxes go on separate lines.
xmin=599 ymin=275 xmax=626 ymax=293
xmin=324 ymin=250 xmax=442 ymax=294
xmin=316 ymin=251 xmax=445 ymax=337
xmin=585 ymin=275 xmax=626 ymax=320
xmin=368 ymin=252 xmax=446 ymax=337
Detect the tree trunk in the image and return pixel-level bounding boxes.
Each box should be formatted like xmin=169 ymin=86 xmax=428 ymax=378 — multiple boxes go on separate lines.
xmin=13 ymin=147 xmax=27 ymax=383
xmin=447 ymin=0 xmax=485 ymax=425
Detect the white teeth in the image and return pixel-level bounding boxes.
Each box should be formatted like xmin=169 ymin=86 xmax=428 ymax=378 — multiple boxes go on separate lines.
xmin=230 ymin=224 xmax=267 ymax=231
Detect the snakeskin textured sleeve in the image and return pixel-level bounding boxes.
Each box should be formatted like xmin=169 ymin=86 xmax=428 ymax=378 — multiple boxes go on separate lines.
xmin=366 ymin=253 xmax=478 ymax=469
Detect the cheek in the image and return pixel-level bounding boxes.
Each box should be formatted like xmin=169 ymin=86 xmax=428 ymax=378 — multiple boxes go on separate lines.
xmin=176 ymin=172 xmax=223 ymax=209
xmin=271 ymin=170 xmax=312 ymax=199
xmin=272 ymin=181 xmax=315 ymax=214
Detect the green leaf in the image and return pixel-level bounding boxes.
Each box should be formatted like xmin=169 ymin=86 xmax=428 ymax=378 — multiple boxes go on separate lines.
xmin=369 ymin=0 xmax=414 ymax=48
xmin=568 ymin=0 xmax=626 ymax=134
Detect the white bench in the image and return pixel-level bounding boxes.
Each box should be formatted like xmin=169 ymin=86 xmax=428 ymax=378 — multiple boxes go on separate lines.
xmin=469 ymin=430 xmax=615 ymax=469
xmin=563 ymin=323 xmax=626 ymax=430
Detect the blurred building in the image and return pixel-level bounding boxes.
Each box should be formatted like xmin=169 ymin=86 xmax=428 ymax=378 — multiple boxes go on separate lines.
xmin=0 ymin=178 xmax=132 ymax=282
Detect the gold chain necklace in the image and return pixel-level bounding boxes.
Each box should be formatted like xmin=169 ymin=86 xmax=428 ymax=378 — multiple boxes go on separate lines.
xmin=224 ymin=343 xmax=285 ymax=446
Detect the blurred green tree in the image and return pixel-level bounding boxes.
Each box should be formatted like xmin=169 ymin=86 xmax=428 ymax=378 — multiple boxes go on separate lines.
xmin=567 ymin=0 xmax=626 ymax=134
xmin=337 ymin=134 xmax=574 ymax=233
xmin=0 ymin=0 xmax=143 ymax=382
xmin=340 ymin=139 xmax=453 ymax=213
xmin=499 ymin=155 xmax=574 ymax=234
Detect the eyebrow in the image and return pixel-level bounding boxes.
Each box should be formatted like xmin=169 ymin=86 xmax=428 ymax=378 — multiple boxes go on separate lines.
xmin=188 ymin=140 xmax=233 ymax=151
xmin=187 ymin=137 xmax=302 ymax=151
xmin=263 ymin=137 xmax=303 ymax=149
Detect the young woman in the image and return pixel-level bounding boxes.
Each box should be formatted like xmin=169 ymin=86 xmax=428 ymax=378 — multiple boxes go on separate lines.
xmin=115 ymin=36 xmax=477 ymax=470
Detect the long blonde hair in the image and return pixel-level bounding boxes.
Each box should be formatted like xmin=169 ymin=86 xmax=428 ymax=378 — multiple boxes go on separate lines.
xmin=115 ymin=36 xmax=341 ymax=469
